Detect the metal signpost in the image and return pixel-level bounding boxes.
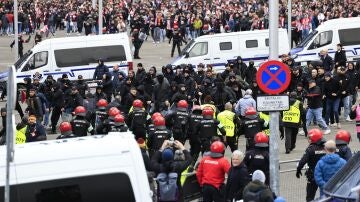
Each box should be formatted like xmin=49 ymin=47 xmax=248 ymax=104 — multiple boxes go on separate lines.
xmin=14 ymin=0 xmax=19 ymax=60
xmin=256 ymin=59 xmax=291 ymax=195
xmin=98 ymin=0 xmax=103 ymax=35
xmin=288 ymin=0 xmax=292 ymax=47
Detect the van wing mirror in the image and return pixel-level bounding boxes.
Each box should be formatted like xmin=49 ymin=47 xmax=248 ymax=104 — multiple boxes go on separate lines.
xmin=185 ymin=52 xmax=190 ymax=58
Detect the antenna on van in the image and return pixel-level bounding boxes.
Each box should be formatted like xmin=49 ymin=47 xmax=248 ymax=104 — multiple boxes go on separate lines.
xmin=4 ymin=66 xmax=16 ymax=202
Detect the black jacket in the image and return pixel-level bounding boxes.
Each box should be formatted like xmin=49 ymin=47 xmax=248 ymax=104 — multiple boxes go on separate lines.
xmin=297 ymin=141 xmax=326 ymax=175
xmin=323 ymin=78 xmax=340 ymax=99
xmin=225 ymin=162 xmax=251 ymax=201
xmin=334 ymin=73 xmax=351 ymax=97
xmin=320 ymin=54 xmax=334 ymax=72
xmin=244 ymin=147 xmax=270 ymax=184
xmin=306 ymin=86 xmax=323 ymax=109
xmin=334 ymin=50 xmax=347 ymax=68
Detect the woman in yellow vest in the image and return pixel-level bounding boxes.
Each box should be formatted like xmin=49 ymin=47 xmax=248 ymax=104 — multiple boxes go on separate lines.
xmin=217 ymin=103 xmax=239 ymax=152
xmin=280 ymin=92 xmax=304 ymax=154
xmin=15 ymin=116 xmax=29 ymax=144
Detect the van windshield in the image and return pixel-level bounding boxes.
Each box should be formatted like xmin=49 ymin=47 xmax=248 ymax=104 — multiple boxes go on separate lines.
xmin=297 ymin=30 xmax=318 ymax=48
xmin=180 ymin=39 xmax=194 ymax=56
xmin=14 ymin=50 xmax=32 ymax=70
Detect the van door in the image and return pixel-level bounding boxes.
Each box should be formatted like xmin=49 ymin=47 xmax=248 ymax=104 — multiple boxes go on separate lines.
xmin=17 ymin=51 xmax=50 ymax=81
xmin=305 ymin=30 xmax=333 ymax=60
xmin=185 ymin=41 xmax=211 ymax=66
xmin=52 ymin=41 xmax=87 ymax=81
xmin=239 ymin=37 xmax=266 ymax=65
xmin=211 ymin=37 xmax=239 ymax=71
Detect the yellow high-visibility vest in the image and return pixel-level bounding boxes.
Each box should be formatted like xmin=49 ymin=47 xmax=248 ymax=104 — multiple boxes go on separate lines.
xmin=16 ymin=126 xmax=27 ymax=144
xmin=259 ymin=112 xmax=270 ymax=136
xmin=282 ymin=100 xmax=301 ymax=123
xmin=217 ymin=110 xmax=235 ymax=137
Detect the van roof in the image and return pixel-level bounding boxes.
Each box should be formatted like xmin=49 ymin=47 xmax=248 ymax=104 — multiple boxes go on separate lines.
xmin=196 ymin=28 xmax=287 ymax=40
xmin=36 ymin=32 xmax=129 ymax=47
xmin=320 ymin=17 xmax=360 ymax=28
xmin=0 ymin=132 xmax=136 ymax=167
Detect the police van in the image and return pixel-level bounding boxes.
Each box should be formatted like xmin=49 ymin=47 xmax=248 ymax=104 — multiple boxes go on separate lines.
xmin=171 ymin=29 xmax=290 ymax=71
xmin=0 ymin=33 xmax=133 ymax=85
xmin=0 ymin=132 xmax=152 ymax=202
xmin=290 ymin=17 xmax=360 ymax=64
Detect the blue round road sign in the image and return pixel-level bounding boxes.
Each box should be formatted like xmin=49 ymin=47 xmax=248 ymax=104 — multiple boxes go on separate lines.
xmin=256 ymin=60 xmax=291 ymax=95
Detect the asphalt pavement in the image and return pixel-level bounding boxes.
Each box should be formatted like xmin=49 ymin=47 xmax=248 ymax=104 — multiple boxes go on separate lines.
xmin=1 ymin=30 xmax=359 ymax=201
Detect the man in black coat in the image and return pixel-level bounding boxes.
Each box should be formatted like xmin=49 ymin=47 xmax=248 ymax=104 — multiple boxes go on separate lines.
xmin=320 ymin=49 xmax=334 ymax=73
xmin=334 ymin=43 xmax=347 ymax=68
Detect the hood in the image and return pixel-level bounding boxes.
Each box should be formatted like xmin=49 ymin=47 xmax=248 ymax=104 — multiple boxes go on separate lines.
xmin=247 ymin=180 xmax=268 ymax=192
xmin=322 ymin=154 xmax=341 ymax=164
xmin=290 ymin=47 xmax=304 ymax=55
xmin=243 ymin=94 xmax=252 ymax=99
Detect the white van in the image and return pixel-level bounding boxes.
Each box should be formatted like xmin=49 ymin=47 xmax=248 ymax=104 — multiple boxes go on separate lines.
xmin=290 ymin=17 xmax=360 ymax=64
xmin=171 ymin=29 xmax=290 ymax=71
xmin=0 ymin=132 xmax=152 ymax=202
xmin=0 ymin=33 xmax=133 ymax=85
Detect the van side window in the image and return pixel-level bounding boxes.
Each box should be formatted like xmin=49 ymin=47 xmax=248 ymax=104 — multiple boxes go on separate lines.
xmin=189 ymin=42 xmax=208 ymax=57
xmin=14 ymin=173 xmax=136 ymax=202
xmin=309 ymin=31 xmax=333 ymax=50
xmin=339 ymin=28 xmax=360 ymax=46
xmin=55 ymin=45 xmax=127 ymax=67
xmin=219 ymin=42 xmax=232 ymax=50
xmin=265 ymin=39 xmax=269 ymax=47
xmin=22 ymin=51 xmax=48 ymax=72
xmin=246 ymin=40 xmax=258 ymax=48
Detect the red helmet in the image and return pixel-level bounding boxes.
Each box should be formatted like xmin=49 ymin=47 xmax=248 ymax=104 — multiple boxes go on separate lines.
xmin=335 ymin=130 xmax=351 ymax=144
xmin=153 ymin=116 xmax=166 ymax=126
xmin=97 ymin=99 xmax=108 ymax=109
xmin=177 ymin=100 xmax=188 ymax=109
xmin=114 ymin=114 xmax=125 ymax=126
xmin=59 ymin=122 xmax=72 ymax=135
xmin=108 ymin=107 xmax=120 ymax=118
xmin=151 ymin=112 xmax=163 ymax=120
xmin=308 ymin=129 xmax=323 ymax=143
xmin=255 ymin=132 xmax=269 ymax=147
xmin=245 ymin=107 xmax=257 ymax=116
xmin=133 ymin=99 xmax=143 ymax=108
xmin=210 ymin=141 xmax=225 ymax=157
xmin=202 ymin=107 xmax=214 ymax=117
xmin=74 ymin=106 xmax=86 ymax=116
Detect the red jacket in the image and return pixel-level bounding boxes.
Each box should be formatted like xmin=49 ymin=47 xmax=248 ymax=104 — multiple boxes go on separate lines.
xmin=196 ymin=156 xmax=230 ymax=189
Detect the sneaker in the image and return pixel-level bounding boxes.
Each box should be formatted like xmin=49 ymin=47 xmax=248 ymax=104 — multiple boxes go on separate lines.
xmin=330 ymin=123 xmax=337 ymax=127
xmin=298 ymin=130 xmax=305 ymax=136
xmin=346 ymin=116 xmax=352 ymax=122
xmin=323 ymin=129 xmax=331 ymax=135
xmin=337 ymin=123 xmax=341 ymax=129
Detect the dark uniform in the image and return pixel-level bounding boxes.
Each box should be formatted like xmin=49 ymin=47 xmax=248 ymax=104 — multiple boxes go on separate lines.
xmin=147 ymin=125 xmax=172 ymax=158
xmin=244 ymin=147 xmax=270 ymax=185
xmin=239 ymin=116 xmax=264 ymax=151
xmin=296 ymin=141 xmax=326 ymax=202
xmin=94 ymin=109 xmax=108 ymax=134
xmin=336 ymin=144 xmax=352 ymax=161
xmin=110 ymin=123 xmax=128 ymax=132
xmin=96 ymin=118 xmax=115 ymax=134
xmin=71 ymin=116 xmax=92 ymax=136
xmin=127 ymin=108 xmax=148 ymax=140
xmin=165 ymin=108 xmax=190 ymax=144
xmin=195 ymin=117 xmax=226 ymax=153
xmin=188 ymin=108 xmax=203 ymax=167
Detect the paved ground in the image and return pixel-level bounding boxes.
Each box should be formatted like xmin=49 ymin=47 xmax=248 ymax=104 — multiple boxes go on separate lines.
xmin=1 ymin=30 xmax=359 ymax=201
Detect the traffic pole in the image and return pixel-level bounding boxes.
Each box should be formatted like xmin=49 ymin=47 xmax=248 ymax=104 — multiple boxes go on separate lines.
xmin=5 ymin=66 xmax=16 ymax=202
xmin=269 ymin=0 xmax=280 ymax=196
xmin=288 ymin=0 xmax=292 ymax=48
xmin=14 ymin=0 xmax=19 ymax=60
xmin=92 ymin=0 xmax=96 ymax=9
xmin=98 ymin=0 xmax=103 ymax=35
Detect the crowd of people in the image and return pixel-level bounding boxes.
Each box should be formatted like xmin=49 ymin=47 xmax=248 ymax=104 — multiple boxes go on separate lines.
xmin=1 ymin=0 xmax=360 ymax=47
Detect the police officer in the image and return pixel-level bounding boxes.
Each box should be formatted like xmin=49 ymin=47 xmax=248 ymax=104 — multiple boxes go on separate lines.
xmin=244 ymin=132 xmax=270 ymax=185
xmin=57 ymin=122 xmax=78 ymax=139
xmin=71 ymin=106 xmax=93 ymax=136
xmin=238 ymin=107 xmax=265 ymax=151
xmin=281 ymin=92 xmax=304 ymax=154
xmin=147 ymin=112 xmax=163 ymax=135
xmin=97 ymin=107 xmax=120 ymax=134
xmin=196 ymin=141 xmax=230 ymax=202
xmin=195 ymin=107 xmax=226 ymax=154
xmin=147 ymin=116 xmax=172 ymax=158
xmin=165 ymin=100 xmax=190 ymax=144
xmin=296 ymin=129 xmax=326 ymax=202
xmin=335 ymin=130 xmax=352 ymax=161
xmin=110 ymin=114 xmax=128 ymax=132
xmin=217 ymin=102 xmax=240 ymax=152
xmin=94 ymin=99 xmax=108 ymax=134
xmin=127 ymin=99 xmax=149 ymax=140
xmin=188 ymin=105 xmax=203 ymax=168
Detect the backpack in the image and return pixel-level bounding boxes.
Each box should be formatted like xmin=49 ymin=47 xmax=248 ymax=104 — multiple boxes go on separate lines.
xmin=156 ymin=172 xmax=178 ymax=201
xmin=243 ymin=189 xmax=264 ymax=202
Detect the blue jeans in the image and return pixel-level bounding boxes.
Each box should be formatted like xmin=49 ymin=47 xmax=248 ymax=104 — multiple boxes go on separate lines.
xmin=302 ymin=29 xmax=309 ymax=40
xmin=43 ymin=110 xmax=50 ymax=126
xmin=306 ymin=108 xmax=329 ymax=130
xmin=66 ymin=22 xmax=71 ymax=33
xmin=325 ymin=98 xmax=340 ymax=124
xmin=341 ymin=95 xmax=351 ymax=119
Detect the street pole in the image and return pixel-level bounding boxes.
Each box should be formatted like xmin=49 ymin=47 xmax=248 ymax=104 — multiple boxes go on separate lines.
xmin=14 ymin=0 xmax=19 ymax=60
xmin=269 ymin=0 xmax=280 ymax=196
xmin=288 ymin=0 xmax=292 ymax=48
xmin=5 ymin=66 xmax=16 ymax=202
xmin=98 ymin=0 xmax=103 ymax=35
